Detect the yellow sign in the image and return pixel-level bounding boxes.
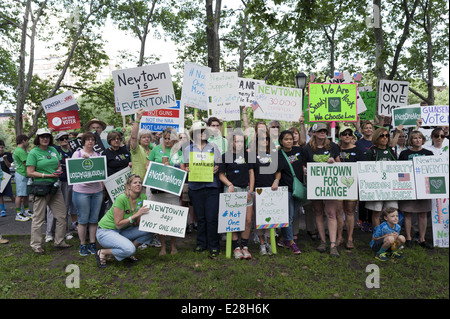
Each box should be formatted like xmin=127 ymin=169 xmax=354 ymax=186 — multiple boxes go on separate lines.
xmin=188 ymin=152 xmax=215 ymax=182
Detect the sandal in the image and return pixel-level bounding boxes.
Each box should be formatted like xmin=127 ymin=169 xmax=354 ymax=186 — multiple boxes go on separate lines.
xmin=345 ymin=241 xmax=355 ymax=249
xmin=126 ymin=255 xmax=140 ymax=263
xmin=95 ymin=249 xmax=108 ymax=268
xmin=307 ymin=231 xmax=319 ymax=242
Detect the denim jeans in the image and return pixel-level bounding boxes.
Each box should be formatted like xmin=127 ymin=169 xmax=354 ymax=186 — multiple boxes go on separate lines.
xmin=72 ymin=190 xmax=103 ymax=224
xmin=281 ymin=192 xmax=301 ymax=242
xmin=188 ymin=187 xmax=220 ymax=251
xmin=96 ymin=226 xmax=153 ymax=261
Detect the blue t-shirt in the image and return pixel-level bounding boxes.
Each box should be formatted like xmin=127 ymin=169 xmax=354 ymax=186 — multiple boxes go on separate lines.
xmin=370 ymin=221 xmax=401 ymax=247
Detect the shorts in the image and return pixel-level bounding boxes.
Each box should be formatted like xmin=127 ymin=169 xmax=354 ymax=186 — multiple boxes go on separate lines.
xmin=365 ymin=200 xmax=398 ymax=212
xmin=223 ymin=185 xmax=253 ymax=206
xmin=371 ymin=238 xmax=393 ymax=252
xmin=14 ymin=172 xmax=29 ymax=197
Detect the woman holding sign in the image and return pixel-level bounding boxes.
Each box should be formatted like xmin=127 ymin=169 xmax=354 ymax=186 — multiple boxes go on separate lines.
xmin=181 ymin=121 xmax=222 ymax=259
xmin=398 ymin=131 xmax=434 ymax=249
xmin=96 ymin=175 xmax=152 ymax=268
xmin=219 ymin=130 xmax=255 ymax=259
xmin=71 ymin=132 xmax=104 ymax=256
xmin=303 ymin=123 xmax=341 ymax=257
xmin=146 ymin=127 xmax=183 ymax=255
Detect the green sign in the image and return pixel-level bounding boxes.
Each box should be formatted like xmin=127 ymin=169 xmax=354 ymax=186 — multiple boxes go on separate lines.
xmin=188 ymin=151 xmax=214 ymax=182
xmin=392 ymin=106 xmax=421 ymax=127
xmin=358 ymin=91 xmax=377 ymax=121
xmin=143 ymin=162 xmax=187 ymax=196
xmin=308 ymin=83 xmax=358 ymax=122
xmin=66 ymin=156 xmax=107 ymax=185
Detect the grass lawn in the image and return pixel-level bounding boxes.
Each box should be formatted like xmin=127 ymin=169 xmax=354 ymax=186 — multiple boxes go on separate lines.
xmin=0 ymin=228 xmax=448 ymax=301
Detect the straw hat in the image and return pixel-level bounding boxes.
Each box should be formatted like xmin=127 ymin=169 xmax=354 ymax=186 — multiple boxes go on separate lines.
xmin=84 ymin=118 xmax=106 ymax=131
xmin=188 ymin=121 xmax=213 ymax=140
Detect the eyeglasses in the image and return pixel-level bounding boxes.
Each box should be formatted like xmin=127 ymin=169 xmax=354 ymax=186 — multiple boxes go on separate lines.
xmin=379 ymin=133 xmax=389 ymax=138
xmin=58 ymin=137 xmax=69 ymax=141
xmin=270 ymin=126 xmax=280 ymax=129
xmin=433 ymin=134 xmax=445 ymax=139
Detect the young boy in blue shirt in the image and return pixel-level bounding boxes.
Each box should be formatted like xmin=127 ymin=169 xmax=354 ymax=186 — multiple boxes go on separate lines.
xmin=371 ymin=207 xmax=406 ymax=261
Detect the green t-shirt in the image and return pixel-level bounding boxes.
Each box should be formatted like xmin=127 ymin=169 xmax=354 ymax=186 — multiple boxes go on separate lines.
xmin=147 ymin=144 xmax=183 ymax=166
xmin=98 ymin=193 xmax=147 ymax=230
xmin=13 ymin=146 xmax=28 ymax=177
xmin=131 ymin=145 xmax=152 ymax=180
xmin=26 ymin=146 xmax=61 ymax=182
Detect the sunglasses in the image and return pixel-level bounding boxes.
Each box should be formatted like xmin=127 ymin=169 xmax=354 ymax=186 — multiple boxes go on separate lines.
xmin=379 ymin=133 xmax=389 ymax=138
xmin=58 ymin=137 xmax=69 ymax=141
xmin=317 ymin=129 xmax=328 ymax=134
xmin=340 ymin=132 xmax=353 ymax=137
xmin=433 ymin=134 xmax=445 ymax=138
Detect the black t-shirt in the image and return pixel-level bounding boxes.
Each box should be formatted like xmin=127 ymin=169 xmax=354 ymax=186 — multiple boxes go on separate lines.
xmin=249 ymin=151 xmax=277 ymax=188
xmin=0 ymin=152 xmax=13 ymax=174
xmin=399 ymin=148 xmax=434 ymax=161
xmin=303 ymin=142 xmax=340 ymax=163
xmin=219 ymin=152 xmax=251 ymax=188
xmin=339 ymin=145 xmax=366 ymax=163
xmin=104 ymin=146 xmax=131 ymax=177
xmin=54 ymin=146 xmax=73 ymax=182
xmin=277 ymin=147 xmax=304 ymax=192
xmin=366 ymin=146 xmax=397 ymax=161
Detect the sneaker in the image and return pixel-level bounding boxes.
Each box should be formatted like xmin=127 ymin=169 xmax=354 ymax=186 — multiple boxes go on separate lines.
xmin=15 ymin=213 xmax=30 ymax=222
xmin=65 ymin=233 xmax=74 ymax=240
xmin=405 ymin=240 xmax=413 ymax=248
xmin=419 ymin=241 xmax=434 ymax=249
xmin=330 ymin=246 xmax=340 ymax=257
xmin=209 ymin=249 xmax=219 ymax=260
xmin=150 ymin=237 xmax=162 ymax=248
xmin=265 ymin=243 xmax=273 ymax=256
xmin=241 ymin=246 xmax=252 ymax=259
xmin=23 ymin=210 xmax=33 ymax=218
xmin=79 ymin=244 xmax=89 ymax=256
xmin=1 ymin=211 xmax=6 ymax=217
xmin=390 ymin=251 xmax=404 ymax=259
xmin=289 ymin=242 xmax=302 ymax=255
xmin=0 ymin=236 xmax=9 ymax=244
xmin=259 ymin=244 xmax=267 ymax=256
xmin=375 ymin=252 xmax=389 ymax=261
xmin=316 ymin=241 xmax=327 ymax=253
xmin=87 ymin=243 xmax=97 ymax=254
xmin=277 ymin=240 xmax=289 ymax=248
xmin=234 ymin=247 xmax=244 ymax=259
xmin=45 ymin=235 xmax=54 ymax=242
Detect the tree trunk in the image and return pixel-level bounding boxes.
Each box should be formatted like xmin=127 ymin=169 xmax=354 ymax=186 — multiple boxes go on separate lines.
xmin=206 ymin=0 xmax=221 ymax=72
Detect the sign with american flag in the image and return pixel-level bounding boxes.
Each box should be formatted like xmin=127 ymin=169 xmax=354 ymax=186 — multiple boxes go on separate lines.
xmin=112 ymin=63 xmax=177 ymax=115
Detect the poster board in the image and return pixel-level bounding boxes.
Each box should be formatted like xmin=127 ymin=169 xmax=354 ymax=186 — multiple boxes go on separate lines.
xmin=238 ymin=77 xmax=265 ymax=107
xmin=139 ymin=200 xmax=189 ymax=238
xmin=413 ymin=155 xmax=449 ymax=199
xmin=180 ymin=62 xmax=210 ymax=111
xmin=308 ymin=83 xmax=358 ymax=122
xmin=112 ymin=63 xmax=177 ymax=115
xmin=41 ymin=90 xmax=80 ymax=114
xmin=143 ymin=162 xmax=187 ymax=196
xmin=207 ymin=72 xmax=240 ymax=121
xmin=431 ymin=198 xmax=449 ymax=248
xmin=140 ymin=100 xmax=185 ymax=133
xmin=358 ymin=161 xmax=416 ymax=201
xmin=253 ymin=84 xmax=303 ymax=122
xmin=187 ymin=152 xmax=214 ymax=182
xmin=421 ymin=105 xmax=449 ymax=126
xmin=0 ymin=171 xmax=11 ymax=193
xmin=392 ymin=106 xmax=421 ymax=127
xmin=66 ymin=156 xmax=107 ymax=185
xmin=218 ymin=192 xmax=248 ymax=233
xmin=378 ymin=80 xmax=409 ymax=116
xmin=307 ymin=163 xmax=358 ymax=200
xmin=254 ymin=186 xmax=289 ymax=229
xmin=104 ymin=167 xmax=132 ymax=202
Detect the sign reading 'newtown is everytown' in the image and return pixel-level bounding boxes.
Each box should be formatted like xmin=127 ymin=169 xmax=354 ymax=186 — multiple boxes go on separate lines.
xmin=66 ymin=156 xmax=107 ymax=185
xmin=143 ymin=162 xmax=187 ymax=196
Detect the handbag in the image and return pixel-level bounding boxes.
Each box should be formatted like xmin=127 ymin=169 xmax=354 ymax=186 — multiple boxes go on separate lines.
xmin=27 ymin=179 xmax=57 ymax=196
xmin=281 ymin=150 xmax=307 ymax=201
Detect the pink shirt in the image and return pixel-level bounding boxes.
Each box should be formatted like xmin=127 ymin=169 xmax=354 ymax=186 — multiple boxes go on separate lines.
xmin=71 ymin=149 xmax=104 ymax=194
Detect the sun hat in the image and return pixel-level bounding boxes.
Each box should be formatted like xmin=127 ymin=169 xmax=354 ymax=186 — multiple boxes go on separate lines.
xmin=55 ymin=131 xmax=69 ymax=140
xmin=188 ymin=121 xmax=213 ymax=140
xmin=84 ymin=118 xmax=107 ymax=131
xmin=311 ymin=122 xmax=328 ymax=132
xmin=36 ymin=128 xmax=52 ymax=136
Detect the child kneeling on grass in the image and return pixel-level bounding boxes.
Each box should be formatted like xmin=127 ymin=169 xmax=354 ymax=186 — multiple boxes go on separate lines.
xmin=370 ymin=207 xmax=406 ymax=261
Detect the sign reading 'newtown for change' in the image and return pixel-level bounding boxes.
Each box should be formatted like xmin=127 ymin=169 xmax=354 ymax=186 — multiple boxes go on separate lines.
xmin=143 ymin=162 xmax=187 ymax=196
xmin=66 ymin=156 xmax=107 ymax=185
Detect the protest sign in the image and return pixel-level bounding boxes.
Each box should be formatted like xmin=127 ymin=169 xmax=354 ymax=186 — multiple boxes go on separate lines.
xmin=308 ymin=83 xmax=358 ymax=122
xmin=307 ymin=163 xmax=358 ymax=200
xmin=392 ymin=106 xmax=421 ymax=127
xmin=66 ymin=156 xmax=107 ymax=185
xmin=0 ymin=171 xmax=11 ymax=193
xmin=207 ymin=72 xmax=240 ymax=121
xmin=413 ymin=155 xmax=449 ymax=199
xmin=431 ymin=198 xmax=449 ymax=248
xmin=358 ymin=161 xmax=416 ymax=201
xmin=421 ymin=105 xmax=449 ymax=126
xmin=47 ymin=109 xmax=81 ymax=131
xmin=238 ymin=77 xmax=265 ymax=107
xmin=254 ymin=186 xmax=289 ymax=229
xmin=104 ymin=167 xmax=132 ymax=202
xmin=143 ymin=162 xmax=187 ymax=196
xmin=140 ymin=100 xmax=185 ymax=133
xmin=139 ymin=200 xmax=188 ymax=238
xmin=187 ymin=151 xmax=214 ymax=182
xmin=180 ymin=62 xmax=210 ymax=111
xmin=41 ymin=90 xmax=79 ymax=114
xmin=358 ymin=91 xmax=377 ymax=121
xmin=112 ymin=63 xmax=177 ymax=115
xmin=218 ymin=192 xmax=248 ymax=233
xmin=378 ymin=80 xmax=409 ymax=116
xmin=253 ymin=84 xmax=303 ymax=122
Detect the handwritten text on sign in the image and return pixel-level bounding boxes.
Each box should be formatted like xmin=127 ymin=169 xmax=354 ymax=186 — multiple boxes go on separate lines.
xmin=421 ymin=105 xmax=449 ymax=126
xmin=253 ymin=84 xmax=303 ymax=122
xmin=378 ymin=80 xmax=409 ymax=116
xmin=139 ymin=200 xmax=189 ymax=238
xmin=308 ymin=83 xmax=357 ymax=122
xmin=255 ymin=186 xmax=289 ymax=229
xmin=180 ymin=62 xmax=210 ymax=111
xmin=207 ymin=72 xmax=240 ymax=121
xmin=218 ymin=192 xmax=248 ymax=233
xmin=112 ymin=63 xmax=177 ymax=115
xmin=358 ymin=161 xmax=416 ymax=201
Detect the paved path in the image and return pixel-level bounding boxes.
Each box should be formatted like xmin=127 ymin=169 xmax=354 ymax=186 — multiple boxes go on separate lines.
xmin=0 ymin=199 xmax=35 ymax=235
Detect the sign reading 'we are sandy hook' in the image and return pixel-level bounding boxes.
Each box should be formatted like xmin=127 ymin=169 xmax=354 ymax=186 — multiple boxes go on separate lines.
xmin=112 ymin=63 xmax=177 ymax=115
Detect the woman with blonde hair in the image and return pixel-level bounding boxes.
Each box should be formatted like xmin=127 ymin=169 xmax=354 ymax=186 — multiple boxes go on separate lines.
xmin=95 ymin=175 xmax=152 ymax=268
